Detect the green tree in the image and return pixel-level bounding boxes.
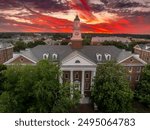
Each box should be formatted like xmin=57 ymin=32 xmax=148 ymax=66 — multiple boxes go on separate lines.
xmin=61 ymin=40 xmax=69 ymax=45
xmin=27 ymin=40 xmax=46 ymax=48
xmin=13 ymin=40 xmax=26 ymax=52
xmin=91 ymin=61 xmax=133 ymax=112
xmin=101 ymin=41 xmax=128 ymax=50
xmin=0 ymin=64 xmax=7 ymax=94
xmin=82 ymin=37 xmax=91 ymax=45
xmin=135 ymin=65 xmax=150 ymax=107
xmin=0 ymin=60 xmax=80 ymax=112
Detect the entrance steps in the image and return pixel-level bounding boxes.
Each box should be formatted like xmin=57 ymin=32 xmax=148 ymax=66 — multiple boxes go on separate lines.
xmin=70 ymin=97 xmax=95 ymax=113
xmin=80 ymin=97 xmax=90 ymax=104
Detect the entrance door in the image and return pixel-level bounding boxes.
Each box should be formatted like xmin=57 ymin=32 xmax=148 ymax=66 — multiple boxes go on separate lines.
xmin=84 ymin=71 xmax=91 ymax=97
xmin=73 ymin=71 xmax=82 ymax=91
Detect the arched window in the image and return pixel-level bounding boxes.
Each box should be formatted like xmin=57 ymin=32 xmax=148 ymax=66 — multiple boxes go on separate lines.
xmin=96 ymin=53 xmax=102 ymax=61
xmin=43 ymin=53 xmax=49 ymax=59
xmin=75 ymin=60 xmax=80 ymax=63
xmin=52 ymin=53 xmax=58 ymax=60
xmin=105 ymin=53 xmax=111 ymax=61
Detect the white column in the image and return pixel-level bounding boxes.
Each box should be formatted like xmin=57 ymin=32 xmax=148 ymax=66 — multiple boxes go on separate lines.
xmin=70 ymin=70 xmax=73 ymax=99
xmin=59 ymin=72 xmax=63 ymax=84
xmin=70 ymin=70 xmax=73 ymax=84
xmin=91 ymin=71 xmax=96 ymax=86
xmin=91 ymin=71 xmax=94 ymax=86
xmin=93 ymin=71 xmax=96 ymax=77
xmin=91 ymin=71 xmax=96 ymax=85
xmin=81 ymin=70 xmax=85 ymax=97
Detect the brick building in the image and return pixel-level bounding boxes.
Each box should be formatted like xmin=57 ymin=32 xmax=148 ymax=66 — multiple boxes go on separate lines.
xmin=4 ymin=15 xmax=147 ymax=103
xmin=0 ymin=43 xmax=13 ymax=64
xmin=91 ymin=36 xmax=131 ymax=45
xmin=134 ymin=44 xmax=150 ymax=64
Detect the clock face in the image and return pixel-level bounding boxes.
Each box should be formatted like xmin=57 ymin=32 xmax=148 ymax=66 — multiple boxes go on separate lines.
xmin=76 ymin=23 xmax=79 ymax=27
xmin=75 ymin=32 xmax=79 ymax=36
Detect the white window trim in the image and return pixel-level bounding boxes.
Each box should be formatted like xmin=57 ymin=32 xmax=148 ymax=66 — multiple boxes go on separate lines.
xmin=43 ymin=53 xmax=49 ymax=59
xmin=105 ymin=53 xmax=111 ymax=61
xmin=96 ymin=53 xmax=102 ymax=61
xmin=52 ymin=53 xmax=58 ymax=60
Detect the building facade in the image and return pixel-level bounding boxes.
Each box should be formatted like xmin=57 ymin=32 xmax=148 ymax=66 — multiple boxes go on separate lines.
xmin=91 ymin=36 xmax=131 ymax=45
xmin=0 ymin=43 xmax=13 ymax=64
xmin=4 ymin=16 xmax=147 ymax=103
xmin=134 ymin=44 xmax=150 ymax=64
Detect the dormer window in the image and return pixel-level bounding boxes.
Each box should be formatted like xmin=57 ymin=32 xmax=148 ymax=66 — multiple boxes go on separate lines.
xmin=75 ymin=60 xmax=80 ymax=63
xmin=96 ymin=53 xmax=102 ymax=61
xmin=43 ymin=53 xmax=49 ymax=59
xmin=145 ymin=45 xmax=150 ymax=50
xmin=105 ymin=53 xmax=111 ymax=61
xmin=52 ymin=53 xmax=58 ymax=60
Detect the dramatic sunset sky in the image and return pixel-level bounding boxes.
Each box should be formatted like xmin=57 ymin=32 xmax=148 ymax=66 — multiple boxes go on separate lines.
xmin=0 ymin=0 xmax=150 ymax=34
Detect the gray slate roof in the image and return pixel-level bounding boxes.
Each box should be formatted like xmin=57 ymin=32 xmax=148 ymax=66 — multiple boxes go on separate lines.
xmin=22 ymin=45 xmax=132 ymax=64
xmin=79 ymin=46 xmax=122 ymax=63
xmin=28 ymin=45 xmax=73 ymax=61
xmin=0 ymin=42 xmax=13 ymax=49
xmin=138 ymin=43 xmax=150 ymax=51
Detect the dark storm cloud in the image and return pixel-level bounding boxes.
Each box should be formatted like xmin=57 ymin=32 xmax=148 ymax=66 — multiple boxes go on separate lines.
xmin=23 ymin=0 xmax=70 ymax=12
xmin=98 ymin=0 xmax=150 ymax=17
xmin=0 ymin=0 xmax=70 ymax=12
xmin=90 ymin=4 xmax=104 ymax=13
xmin=85 ymin=0 xmax=150 ymax=19
xmin=110 ymin=1 xmax=141 ymax=8
xmin=0 ymin=0 xmax=20 ymax=9
xmin=1 ymin=0 xmax=149 ymax=15
xmin=100 ymin=0 xmax=142 ymax=8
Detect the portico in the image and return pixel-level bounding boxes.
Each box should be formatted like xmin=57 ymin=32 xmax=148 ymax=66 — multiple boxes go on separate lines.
xmin=61 ymin=66 xmax=96 ymax=98
xmin=60 ymin=48 xmax=97 ymax=100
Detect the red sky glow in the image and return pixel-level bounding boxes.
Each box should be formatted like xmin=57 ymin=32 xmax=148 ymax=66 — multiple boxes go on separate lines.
xmin=0 ymin=0 xmax=150 ymax=34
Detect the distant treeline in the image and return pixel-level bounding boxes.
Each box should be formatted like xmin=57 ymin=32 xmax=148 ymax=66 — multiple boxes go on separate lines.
xmin=13 ymin=40 xmax=46 ymax=52
xmin=82 ymin=33 xmax=150 ymax=39
xmin=0 ymin=32 xmax=150 ymax=39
